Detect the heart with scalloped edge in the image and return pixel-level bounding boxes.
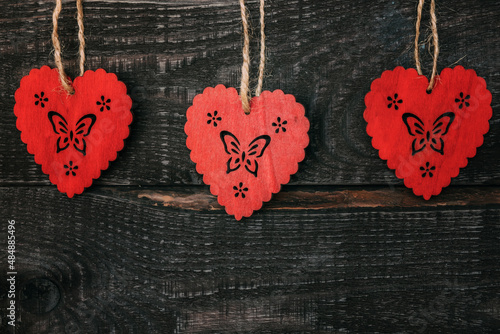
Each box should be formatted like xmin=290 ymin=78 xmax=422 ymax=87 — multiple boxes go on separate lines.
xmin=364 ymin=66 xmax=492 ymax=199
xmin=185 ymin=85 xmax=310 ymax=220
xmin=14 ymin=66 xmax=132 ymax=197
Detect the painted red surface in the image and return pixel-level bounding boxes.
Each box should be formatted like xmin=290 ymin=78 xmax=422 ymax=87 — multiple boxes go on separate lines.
xmin=186 ymin=85 xmax=310 ymax=220
xmin=14 ymin=66 xmax=132 ymax=197
xmin=364 ymin=66 xmax=492 ymax=199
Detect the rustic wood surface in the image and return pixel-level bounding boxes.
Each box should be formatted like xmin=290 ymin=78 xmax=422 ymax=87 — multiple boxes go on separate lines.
xmin=1 ymin=0 xmax=499 ymax=333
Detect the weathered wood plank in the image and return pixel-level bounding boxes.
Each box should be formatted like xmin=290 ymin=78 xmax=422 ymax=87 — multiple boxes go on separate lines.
xmin=0 ymin=0 xmax=499 ymax=185
xmin=134 ymin=185 xmax=500 ymax=211
xmin=1 ymin=1 xmax=499 ymax=332
xmin=1 ymin=186 xmax=499 ymax=333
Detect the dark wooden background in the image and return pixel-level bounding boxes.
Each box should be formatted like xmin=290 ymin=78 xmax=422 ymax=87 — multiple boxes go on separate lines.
xmin=1 ymin=0 xmax=499 ymax=333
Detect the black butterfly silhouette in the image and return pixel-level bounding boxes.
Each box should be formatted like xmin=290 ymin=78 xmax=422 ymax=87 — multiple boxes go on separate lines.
xmin=48 ymin=111 xmax=96 ymax=156
xmin=220 ymin=131 xmax=271 ymax=177
xmin=402 ymin=112 xmax=455 ymax=155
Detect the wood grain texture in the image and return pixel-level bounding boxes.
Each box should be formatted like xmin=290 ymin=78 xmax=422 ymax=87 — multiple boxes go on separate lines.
xmin=0 ymin=0 xmax=498 ymax=186
xmin=1 ymin=186 xmax=499 ymax=333
xmin=1 ymin=1 xmax=499 ymax=333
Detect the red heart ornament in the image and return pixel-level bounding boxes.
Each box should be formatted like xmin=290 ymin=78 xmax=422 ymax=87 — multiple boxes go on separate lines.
xmin=364 ymin=66 xmax=492 ymax=199
xmin=14 ymin=66 xmax=132 ymax=197
xmin=185 ymin=85 xmax=310 ymax=220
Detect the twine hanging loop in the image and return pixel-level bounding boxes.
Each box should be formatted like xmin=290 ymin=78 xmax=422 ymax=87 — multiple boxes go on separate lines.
xmin=239 ymin=0 xmax=266 ymax=114
xmin=414 ymin=0 xmax=439 ymax=92
xmin=52 ymin=0 xmax=86 ymax=94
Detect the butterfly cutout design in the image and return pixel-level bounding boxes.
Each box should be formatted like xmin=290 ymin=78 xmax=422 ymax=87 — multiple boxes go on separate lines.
xmin=402 ymin=112 xmax=455 ymax=155
xmin=48 ymin=111 xmax=96 ymax=156
xmin=220 ymin=131 xmax=271 ymax=177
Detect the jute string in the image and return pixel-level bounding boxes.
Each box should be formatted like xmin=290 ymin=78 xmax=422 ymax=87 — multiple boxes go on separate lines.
xmin=255 ymin=0 xmax=266 ymax=97
xmin=414 ymin=0 xmax=439 ymax=92
xmin=52 ymin=0 xmax=85 ymax=94
xmin=239 ymin=0 xmax=266 ymax=114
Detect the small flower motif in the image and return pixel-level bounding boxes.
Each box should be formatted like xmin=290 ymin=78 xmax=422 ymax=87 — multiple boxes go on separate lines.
xmin=272 ymin=117 xmax=288 ymax=133
xmin=420 ymin=162 xmax=436 ymax=178
xmin=34 ymin=92 xmax=48 ymax=107
xmin=387 ymin=93 xmax=403 ymax=110
xmin=207 ymin=110 xmax=222 ymax=127
xmin=455 ymin=92 xmax=470 ymax=109
xmin=63 ymin=161 xmax=79 ymax=176
xmin=96 ymin=96 xmax=111 ymax=112
xmin=233 ymin=182 xmax=248 ymax=198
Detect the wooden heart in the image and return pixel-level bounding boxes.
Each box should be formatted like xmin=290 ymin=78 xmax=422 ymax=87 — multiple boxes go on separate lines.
xmin=14 ymin=66 xmax=132 ymax=197
xmin=185 ymin=85 xmax=310 ymax=220
xmin=364 ymin=66 xmax=492 ymax=199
